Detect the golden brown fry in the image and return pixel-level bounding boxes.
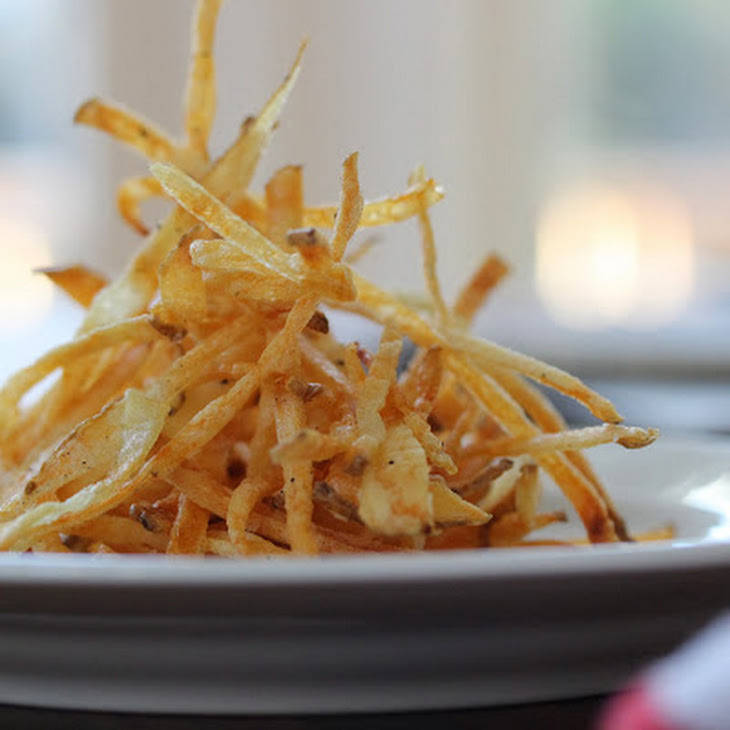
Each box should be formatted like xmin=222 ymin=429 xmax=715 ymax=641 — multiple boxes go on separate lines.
xmin=330 ymin=153 xmax=363 ymax=262
xmin=37 ymin=265 xmax=108 ymax=309
xmin=492 ymin=369 xmax=630 ymax=539
xmin=446 ymin=354 xmax=619 ymax=542
xmin=158 ymin=231 xmax=207 ymax=327
xmin=167 ymin=495 xmax=210 ymax=554
xmin=448 ymin=330 xmax=622 ymax=424
xmin=74 ymin=515 xmax=169 ymax=553
xmin=304 ymin=177 xmax=444 ymax=228
xmin=0 ymin=3 xmax=658 ymax=556
xmin=353 ymin=328 xmax=402 ymax=453
xmin=487 ymin=510 xmax=567 ymax=547
xmin=167 ymin=466 xmax=231 ymax=518
xmin=0 ymin=316 xmax=162 ymax=441
xmin=465 ymin=424 xmax=659 ymax=461
xmin=452 ymin=253 xmax=510 ymax=325
xmin=266 ymin=165 xmax=304 ymax=247
xmin=345 ymin=274 xmax=621 ymax=424
xmin=153 ymin=162 xmax=299 ymax=277
xmin=184 ymin=0 xmax=223 ymax=159
xmin=409 ymin=165 xmax=449 ymax=326
xmin=0 ymin=390 xmax=167 ymax=550
xmin=274 ymin=380 xmax=318 ymax=555
xmin=74 ymin=98 xmax=178 ymax=162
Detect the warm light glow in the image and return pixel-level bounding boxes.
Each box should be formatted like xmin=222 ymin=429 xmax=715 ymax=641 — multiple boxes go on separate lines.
xmin=0 ymin=216 xmax=54 ymax=334
xmin=536 ymin=183 xmax=695 ymax=330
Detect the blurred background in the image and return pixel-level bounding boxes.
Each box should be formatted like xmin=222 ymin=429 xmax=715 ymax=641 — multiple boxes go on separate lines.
xmin=1 ymin=0 xmax=729 ymax=433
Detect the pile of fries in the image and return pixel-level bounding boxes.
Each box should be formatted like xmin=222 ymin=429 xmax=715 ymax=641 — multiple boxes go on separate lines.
xmin=0 ymin=1 xmax=658 ymax=556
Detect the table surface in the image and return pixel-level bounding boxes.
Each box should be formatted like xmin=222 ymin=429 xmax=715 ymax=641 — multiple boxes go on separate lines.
xmin=0 ymin=696 xmax=607 ymax=730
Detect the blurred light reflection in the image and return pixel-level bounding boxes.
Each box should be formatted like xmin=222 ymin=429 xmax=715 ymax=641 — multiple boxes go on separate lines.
xmin=682 ymin=476 xmax=730 ymax=542
xmin=0 ymin=215 xmax=53 ymax=334
xmin=536 ymin=183 xmax=695 ymax=331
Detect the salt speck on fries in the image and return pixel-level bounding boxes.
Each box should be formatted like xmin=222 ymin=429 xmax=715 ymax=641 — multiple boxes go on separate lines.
xmin=0 ymin=0 xmax=659 ymax=556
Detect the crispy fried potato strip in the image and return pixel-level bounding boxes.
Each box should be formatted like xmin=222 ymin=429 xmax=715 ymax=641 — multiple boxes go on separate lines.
xmin=38 ymin=265 xmax=108 ymax=309
xmin=0 ymin=4 xmax=659 ymax=555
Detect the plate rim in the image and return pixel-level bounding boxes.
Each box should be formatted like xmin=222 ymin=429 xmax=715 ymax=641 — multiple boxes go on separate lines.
xmin=0 ymin=433 xmax=727 ymax=590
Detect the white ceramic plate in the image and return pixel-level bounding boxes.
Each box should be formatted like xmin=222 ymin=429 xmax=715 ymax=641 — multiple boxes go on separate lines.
xmin=0 ymin=435 xmax=728 ymax=715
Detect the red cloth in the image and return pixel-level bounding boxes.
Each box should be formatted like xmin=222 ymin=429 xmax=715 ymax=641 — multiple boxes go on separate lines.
xmin=597 ymin=613 xmax=730 ymax=730
xmin=597 ymin=684 xmax=681 ymax=730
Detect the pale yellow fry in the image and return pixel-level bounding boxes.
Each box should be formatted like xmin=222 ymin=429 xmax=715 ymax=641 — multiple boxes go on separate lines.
xmin=354 ymin=328 xmax=402 ymax=453
xmin=494 ymin=368 xmax=629 ymax=540
xmin=409 ymin=165 xmax=449 ymax=326
xmin=12 ymin=386 xmax=165 ymax=516
xmin=74 ymin=98 xmax=178 ymax=161
xmin=270 ymin=428 xmax=348 ymax=465
xmin=401 ymin=410 xmax=456 ymax=474
xmin=167 ymin=495 xmax=210 ymax=554
xmin=429 ymin=477 xmax=491 ymax=527
xmin=0 ymin=316 xmax=161 ymax=440
xmin=469 ymin=424 xmax=659 ymax=460
xmin=359 ymin=422 xmax=432 ymax=537
xmin=298 ymin=336 xmax=356 ymax=398
xmin=0 ymin=390 xmax=167 ymax=551
xmin=514 ymin=463 xmax=540 ymax=523
xmin=152 ymin=162 xmax=299 ymax=278
xmin=456 ymin=354 xmax=618 ymax=542
xmin=246 ymin=380 xmax=279 ymax=481
xmin=184 ymin=0 xmax=223 ymax=158
xmin=446 ymin=353 xmax=618 ymax=543
xmin=204 ymin=269 xmax=305 ymax=307
xmin=342 ymin=343 xmax=367 ymax=387
xmin=117 ymin=176 xmax=164 ymax=236
xmin=191 ymin=238 xmax=285 ymax=277
xmin=446 ymin=329 xmax=622 ymax=424
xmin=304 ymin=177 xmax=444 ymax=228
xmin=344 ymin=274 xmax=621 ymax=424
xmin=37 ymin=265 xmax=108 ymax=309
xmin=274 ymin=383 xmax=318 ymax=555
xmin=330 ymin=153 xmax=363 ymax=262
xmin=194 ymin=238 xmax=355 ymax=304
xmin=207 ymin=532 xmax=289 ymax=557
xmin=5 ymin=341 xmax=155 ymax=472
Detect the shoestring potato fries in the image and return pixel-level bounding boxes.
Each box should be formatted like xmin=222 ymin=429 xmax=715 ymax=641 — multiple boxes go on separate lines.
xmin=0 ymin=0 xmax=659 ymax=556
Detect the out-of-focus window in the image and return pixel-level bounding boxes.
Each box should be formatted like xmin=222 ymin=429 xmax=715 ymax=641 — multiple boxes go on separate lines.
xmin=0 ymin=0 xmax=105 ymax=382
xmin=3 ymin=0 xmax=729 ymax=414
xmin=524 ymin=0 xmax=730 ymax=377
